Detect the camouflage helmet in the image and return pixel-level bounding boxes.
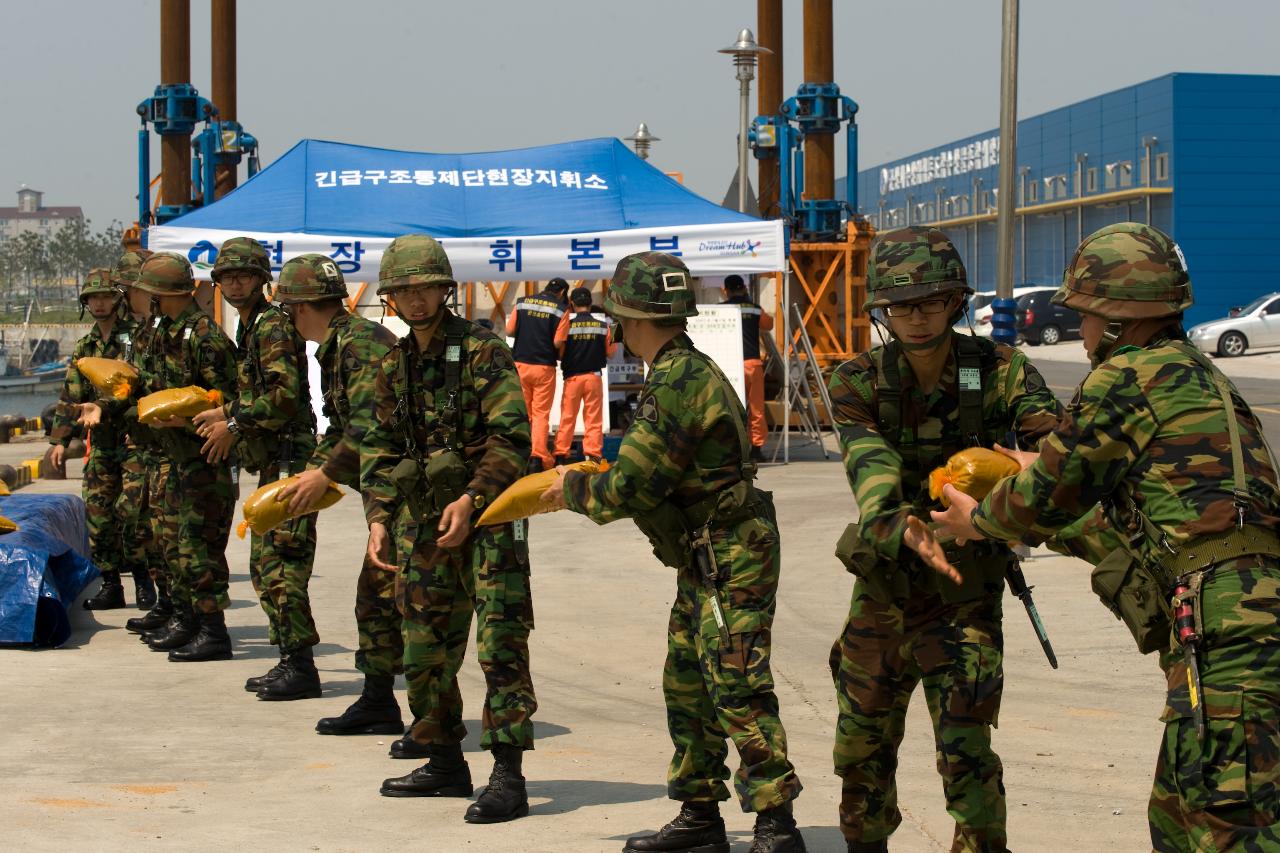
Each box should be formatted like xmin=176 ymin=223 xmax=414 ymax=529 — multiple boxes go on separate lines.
xmin=134 ymin=252 xmax=196 ymax=296
xmin=79 ymin=268 xmax=118 ymax=302
xmin=1053 ymin=222 xmax=1193 ymax=320
xmin=377 ymin=234 xmax=456 ymax=295
xmin=275 ymin=254 xmax=349 ymax=304
xmin=211 ymin=236 xmax=272 ymax=283
xmin=864 ymin=226 xmax=971 ymax=309
xmin=604 ymin=252 xmax=698 ymax=320
xmin=111 ymin=249 xmax=153 ymax=287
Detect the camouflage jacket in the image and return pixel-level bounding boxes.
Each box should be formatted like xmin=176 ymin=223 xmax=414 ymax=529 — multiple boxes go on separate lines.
xmin=50 ymin=318 xmax=138 ymax=450
xmin=361 ymin=308 xmax=530 ymax=527
xmin=975 ymin=333 xmax=1280 ymax=565
xmin=828 ymin=332 xmax=1062 ymax=600
xmin=136 ymin=302 xmax=238 ymax=464
xmin=311 ymin=311 xmax=397 ymax=487
xmin=228 ymin=298 xmax=316 ymax=473
xmin=564 ymin=334 xmax=752 ymax=524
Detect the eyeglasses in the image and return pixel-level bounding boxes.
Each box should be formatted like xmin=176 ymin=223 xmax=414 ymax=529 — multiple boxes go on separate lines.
xmin=885 ymin=298 xmax=952 ymax=318
xmin=392 ymin=284 xmax=444 ymax=302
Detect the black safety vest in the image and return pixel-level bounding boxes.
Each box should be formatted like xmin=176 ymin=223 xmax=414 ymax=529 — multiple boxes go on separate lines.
xmin=723 ymin=295 xmax=764 ymax=361
xmin=561 ymin=311 xmax=609 ymax=377
xmin=511 ymin=290 xmax=565 ymax=366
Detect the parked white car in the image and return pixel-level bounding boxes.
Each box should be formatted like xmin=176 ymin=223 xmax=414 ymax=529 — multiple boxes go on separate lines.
xmin=1187 ymin=292 xmax=1280 ymax=357
xmin=956 ymin=287 xmax=1056 ymax=336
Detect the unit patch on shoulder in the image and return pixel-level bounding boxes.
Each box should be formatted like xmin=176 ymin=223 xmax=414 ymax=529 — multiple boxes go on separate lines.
xmin=634 ymin=392 xmax=660 ymax=425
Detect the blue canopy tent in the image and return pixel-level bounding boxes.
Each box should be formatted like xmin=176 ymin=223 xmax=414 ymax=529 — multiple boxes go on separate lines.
xmin=148 ymin=137 xmax=786 ymax=286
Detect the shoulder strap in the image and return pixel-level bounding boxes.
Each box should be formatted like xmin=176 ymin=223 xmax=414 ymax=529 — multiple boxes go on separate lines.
xmin=876 ymin=341 xmax=902 ymax=435
xmin=955 ymin=335 xmax=985 ymax=446
xmin=441 ymin=314 xmax=470 ymax=450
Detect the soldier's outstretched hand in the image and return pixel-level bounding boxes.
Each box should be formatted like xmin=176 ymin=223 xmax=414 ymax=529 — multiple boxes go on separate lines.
xmin=539 ymin=467 xmax=568 ymax=511
xmin=930 ymin=484 xmax=986 ymax=547
xmin=280 ymin=468 xmax=332 ymax=514
xmin=903 ymin=516 xmax=963 ymax=585
xmin=994 ymin=442 xmax=1039 ymax=473
xmin=76 ymin=402 xmax=102 ymax=428
xmin=366 ymin=522 xmax=397 ymax=572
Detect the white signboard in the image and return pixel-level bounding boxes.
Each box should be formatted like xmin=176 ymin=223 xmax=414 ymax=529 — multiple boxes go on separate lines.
xmin=686 ymin=304 xmax=747 ymax=406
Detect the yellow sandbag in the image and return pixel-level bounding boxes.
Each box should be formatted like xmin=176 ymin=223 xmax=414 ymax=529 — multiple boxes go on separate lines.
xmin=236 ymin=474 xmax=344 ymax=539
xmin=0 ymin=481 xmax=10 ymax=496
xmin=478 ymin=459 xmax=609 ymax=526
xmin=137 ymin=386 xmax=224 ymax=424
xmin=928 ymin=447 xmax=1021 ymax=507
xmin=0 ymin=514 xmax=17 ymax=534
xmin=75 ymin=357 xmax=138 ymax=400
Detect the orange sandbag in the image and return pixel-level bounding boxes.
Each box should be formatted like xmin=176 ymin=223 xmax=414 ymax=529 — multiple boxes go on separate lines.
xmin=137 ymin=386 xmax=223 ymax=424
xmin=477 ymin=459 xmax=609 ymax=526
xmin=0 ymin=514 xmax=16 ymax=534
xmin=928 ymin=447 xmax=1021 ymax=507
xmin=75 ymin=357 xmax=138 ymax=400
xmin=236 ymin=474 xmax=344 ymax=539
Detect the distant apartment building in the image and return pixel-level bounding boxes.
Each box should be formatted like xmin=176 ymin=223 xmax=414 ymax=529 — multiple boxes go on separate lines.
xmin=0 ymin=187 xmax=84 ymax=241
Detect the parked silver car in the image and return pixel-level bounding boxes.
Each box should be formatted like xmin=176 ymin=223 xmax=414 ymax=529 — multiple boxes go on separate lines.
xmin=1187 ymin=292 xmax=1280 ymax=357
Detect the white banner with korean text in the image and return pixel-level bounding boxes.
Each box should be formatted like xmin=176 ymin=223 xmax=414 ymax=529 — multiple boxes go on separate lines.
xmin=147 ymin=220 xmax=785 ymax=284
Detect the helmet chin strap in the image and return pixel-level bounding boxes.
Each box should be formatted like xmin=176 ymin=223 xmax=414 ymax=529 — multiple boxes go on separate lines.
xmin=897 ymin=329 xmax=951 ymax=352
xmin=1089 ymin=319 xmax=1125 ymax=368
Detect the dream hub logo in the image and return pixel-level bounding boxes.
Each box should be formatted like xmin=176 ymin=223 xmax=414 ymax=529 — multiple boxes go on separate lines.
xmin=698 ymin=239 xmax=761 ymax=257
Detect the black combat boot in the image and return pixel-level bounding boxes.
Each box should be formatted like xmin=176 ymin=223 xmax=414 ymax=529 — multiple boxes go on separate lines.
xmin=257 ymin=647 xmax=322 ymax=701
xmin=245 ymin=652 xmax=288 ymax=692
xmin=315 ymin=674 xmax=403 ymax=735
xmin=132 ymin=570 xmax=157 ymax=611
xmin=846 ymin=841 xmax=888 ymax=853
xmin=623 ymin=801 xmax=729 ymax=853
xmin=83 ymin=571 xmax=126 ymax=610
xmin=389 ymin=721 xmax=433 ymax=759
xmin=127 ymin=593 xmax=173 ymax=634
xmin=146 ymin=608 xmax=199 ymax=650
xmin=167 ymin=610 xmax=232 ymax=662
xmin=380 ymin=743 xmax=473 ymax=798
xmin=747 ymin=804 xmax=806 ymax=853
xmin=464 ymin=743 xmax=529 ymax=823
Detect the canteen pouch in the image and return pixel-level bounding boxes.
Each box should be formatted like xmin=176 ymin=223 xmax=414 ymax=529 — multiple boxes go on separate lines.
xmin=1091 ymin=547 xmax=1172 ymax=654
xmin=390 ymin=457 xmax=433 ymax=523
xmin=423 ymin=449 xmax=469 ymax=515
xmin=633 ymin=501 xmax=694 ymax=570
xmin=835 ymin=522 xmax=908 ymax=602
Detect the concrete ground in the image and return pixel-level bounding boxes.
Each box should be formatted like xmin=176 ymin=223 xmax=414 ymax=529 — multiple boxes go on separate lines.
xmin=0 ymin=428 xmax=1172 ymax=853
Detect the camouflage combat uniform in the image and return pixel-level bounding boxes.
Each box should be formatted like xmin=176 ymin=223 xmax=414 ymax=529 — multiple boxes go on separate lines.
xmin=50 ymin=269 xmax=138 ymax=606
xmin=130 ymin=253 xmax=239 ymax=660
xmin=562 ymin=252 xmax=805 ymax=853
xmin=967 ymin=224 xmax=1280 ymax=852
xmin=827 ymin=227 xmax=1062 ymax=853
xmin=365 ymin=235 xmax=534 ymax=824
xmin=214 ymin=239 xmax=320 ymax=659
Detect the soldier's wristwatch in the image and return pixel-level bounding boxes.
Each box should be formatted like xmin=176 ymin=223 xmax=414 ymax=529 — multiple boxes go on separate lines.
xmin=464 ymin=488 xmax=485 ymax=510
xmin=226 ymin=417 xmax=240 ymax=435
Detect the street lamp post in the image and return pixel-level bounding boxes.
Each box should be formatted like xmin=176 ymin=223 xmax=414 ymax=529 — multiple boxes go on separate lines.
xmin=719 ymin=28 xmax=771 ymax=213
xmin=626 ymin=122 xmax=660 ymax=161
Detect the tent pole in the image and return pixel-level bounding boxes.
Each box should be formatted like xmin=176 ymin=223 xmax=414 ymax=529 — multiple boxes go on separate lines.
xmin=783 ymin=267 xmax=791 ymax=464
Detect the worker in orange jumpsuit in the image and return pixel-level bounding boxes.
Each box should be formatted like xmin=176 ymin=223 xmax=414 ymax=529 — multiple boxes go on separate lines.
xmin=722 ymin=274 xmax=773 ymax=462
xmin=506 ymin=277 xmax=569 ymax=470
xmin=553 ymin=287 xmax=616 ymax=464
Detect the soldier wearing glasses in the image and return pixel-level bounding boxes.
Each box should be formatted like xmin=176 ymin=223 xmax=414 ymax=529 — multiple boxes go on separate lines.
xmin=825 ymin=227 xmax=1062 ymax=853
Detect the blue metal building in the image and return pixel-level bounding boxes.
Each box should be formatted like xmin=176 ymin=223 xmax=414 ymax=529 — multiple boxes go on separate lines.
xmin=855 ymin=73 xmax=1280 ymax=327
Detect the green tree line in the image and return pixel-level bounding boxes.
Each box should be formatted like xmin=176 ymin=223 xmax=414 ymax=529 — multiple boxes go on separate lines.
xmin=0 ymin=219 xmax=126 ymax=319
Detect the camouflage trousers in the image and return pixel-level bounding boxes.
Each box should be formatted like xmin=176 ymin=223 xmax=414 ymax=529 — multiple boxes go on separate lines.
xmin=248 ymin=465 xmax=318 ymax=653
xmin=117 ymin=449 xmax=162 ymax=586
xmin=82 ymin=443 xmax=127 ymax=576
xmin=663 ymin=512 xmax=801 ymax=813
xmin=396 ymin=514 xmax=536 ymax=751
xmin=1149 ymin=557 xmax=1280 ymax=852
xmin=154 ymin=456 xmax=235 ymax=613
xmin=355 ymin=552 xmax=403 ymax=678
xmin=830 ymin=584 xmax=1007 ymax=852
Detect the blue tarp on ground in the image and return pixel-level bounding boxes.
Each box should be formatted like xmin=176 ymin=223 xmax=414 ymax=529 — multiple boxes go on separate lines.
xmin=0 ymin=494 xmax=96 ymax=648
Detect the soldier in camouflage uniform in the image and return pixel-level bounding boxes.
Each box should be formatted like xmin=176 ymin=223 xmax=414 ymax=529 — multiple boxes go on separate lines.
xmin=51 ymin=268 xmax=152 ymax=611
xmin=192 ymin=238 xmax=320 ymax=699
xmin=826 ymin=227 xmax=1063 ymax=853
xmin=89 ymin=253 xmax=239 ymax=661
xmin=273 ymin=255 xmax=406 ymax=735
xmin=933 ymin=223 xmax=1280 ymax=852
xmin=544 ymin=252 xmax=806 ymax=853
xmin=362 ymin=234 xmax=537 ymax=824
